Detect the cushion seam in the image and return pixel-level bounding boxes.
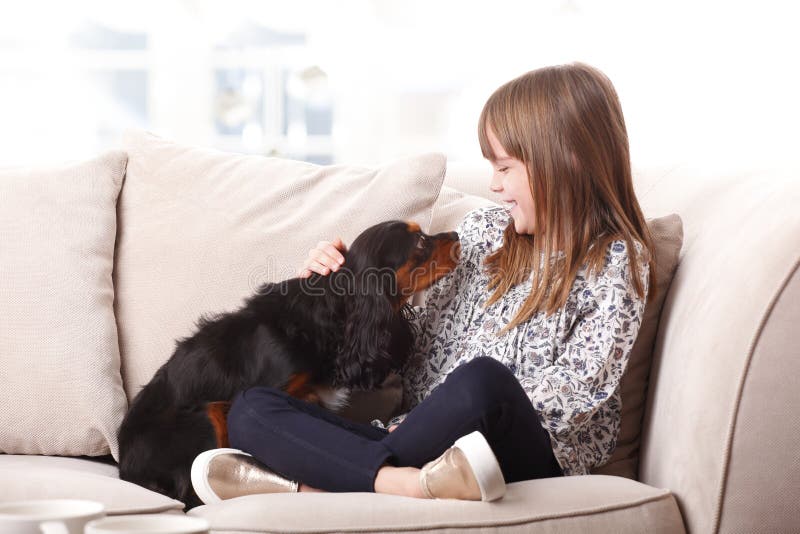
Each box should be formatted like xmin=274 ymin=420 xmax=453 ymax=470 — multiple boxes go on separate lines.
xmin=199 ymin=490 xmax=677 ymax=533
xmin=106 ymin=503 xmax=185 ymax=516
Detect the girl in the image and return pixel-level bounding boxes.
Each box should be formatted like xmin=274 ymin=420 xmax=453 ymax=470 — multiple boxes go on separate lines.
xmin=190 ymin=62 xmax=655 ymax=503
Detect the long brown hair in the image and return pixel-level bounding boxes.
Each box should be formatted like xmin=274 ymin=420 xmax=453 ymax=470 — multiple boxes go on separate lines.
xmin=478 ymin=63 xmax=655 ymax=335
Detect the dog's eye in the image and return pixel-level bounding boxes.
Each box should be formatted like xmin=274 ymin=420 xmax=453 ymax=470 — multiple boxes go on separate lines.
xmin=416 ymin=236 xmax=427 ymax=250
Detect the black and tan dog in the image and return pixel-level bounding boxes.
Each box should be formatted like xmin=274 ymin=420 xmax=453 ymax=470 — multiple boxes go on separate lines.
xmin=117 ymin=220 xmax=460 ymax=508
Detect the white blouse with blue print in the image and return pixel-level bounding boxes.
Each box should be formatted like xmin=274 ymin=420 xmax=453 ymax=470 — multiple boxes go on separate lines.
xmin=375 ymin=206 xmax=649 ymax=476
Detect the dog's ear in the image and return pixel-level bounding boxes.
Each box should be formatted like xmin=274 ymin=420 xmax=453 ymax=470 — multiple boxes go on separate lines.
xmin=338 ymin=278 xmax=397 ymax=390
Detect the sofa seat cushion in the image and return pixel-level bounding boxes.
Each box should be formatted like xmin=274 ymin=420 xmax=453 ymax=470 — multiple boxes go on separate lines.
xmin=187 ymin=475 xmax=684 ymax=533
xmin=0 ymin=455 xmax=183 ymax=515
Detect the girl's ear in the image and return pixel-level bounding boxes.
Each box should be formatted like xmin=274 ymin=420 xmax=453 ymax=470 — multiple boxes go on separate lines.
xmin=338 ymin=288 xmax=395 ymax=390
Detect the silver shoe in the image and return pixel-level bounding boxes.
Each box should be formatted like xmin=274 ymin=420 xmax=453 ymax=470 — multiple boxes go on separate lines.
xmin=419 ymin=431 xmax=506 ymax=501
xmin=191 ymin=448 xmax=299 ymax=504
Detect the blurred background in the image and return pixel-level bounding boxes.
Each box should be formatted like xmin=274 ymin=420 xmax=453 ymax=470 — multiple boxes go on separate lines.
xmin=0 ymin=0 xmax=797 ymax=172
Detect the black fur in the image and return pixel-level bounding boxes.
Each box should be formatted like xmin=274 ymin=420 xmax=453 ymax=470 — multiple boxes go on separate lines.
xmin=117 ymin=220 xmax=460 ymax=508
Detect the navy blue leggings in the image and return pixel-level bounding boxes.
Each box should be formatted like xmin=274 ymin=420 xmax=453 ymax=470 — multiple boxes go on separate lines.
xmin=227 ymin=356 xmax=563 ymax=492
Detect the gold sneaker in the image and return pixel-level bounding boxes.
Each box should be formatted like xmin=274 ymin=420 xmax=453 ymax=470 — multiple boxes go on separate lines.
xmin=419 ymin=431 xmax=506 ymax=501
xmin=191 ymin=448 xmax=299 ymax=504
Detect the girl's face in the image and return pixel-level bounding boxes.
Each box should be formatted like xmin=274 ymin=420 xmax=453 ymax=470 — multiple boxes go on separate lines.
xmin=486 ymin=127 xmax=537 ymax=235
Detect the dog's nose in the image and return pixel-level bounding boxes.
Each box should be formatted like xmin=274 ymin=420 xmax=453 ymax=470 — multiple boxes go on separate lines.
xmin=448 ymin=231 xmax=458 ymax=241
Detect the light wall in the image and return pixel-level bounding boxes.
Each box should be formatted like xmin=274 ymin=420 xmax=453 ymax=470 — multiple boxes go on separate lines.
xmin=0 ymin=0 xmax=797 ymax=175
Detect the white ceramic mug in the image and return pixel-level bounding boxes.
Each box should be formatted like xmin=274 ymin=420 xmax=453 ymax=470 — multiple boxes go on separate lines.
xmin=0 ymin=499 xmax=105 ymax=534
xmin=85 ymin=514 xmax=210 ymax=534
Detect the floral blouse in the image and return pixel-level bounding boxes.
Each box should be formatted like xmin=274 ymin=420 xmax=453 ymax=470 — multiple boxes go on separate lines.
xmin=377 ymin=206 xmax=649 ymax=476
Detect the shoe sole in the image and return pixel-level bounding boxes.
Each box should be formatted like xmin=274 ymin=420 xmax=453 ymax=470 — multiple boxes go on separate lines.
xmin=190 ymin=447 xmax=249 ymax=505
xmin=454 ymin=431 xmax=506 ymax=501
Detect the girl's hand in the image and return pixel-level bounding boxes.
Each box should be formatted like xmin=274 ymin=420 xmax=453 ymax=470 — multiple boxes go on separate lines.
xmin=298 ymin=237 xmax=347 ymax=278
xmin=387 ymin=424 xmax=399 ymax=433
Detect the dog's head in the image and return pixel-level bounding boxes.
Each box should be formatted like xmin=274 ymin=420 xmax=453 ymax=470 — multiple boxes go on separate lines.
xmin=334 ymin=221 xmax=460 ymax=389
xmin=343 ymin=220 xmax=461 ymax=306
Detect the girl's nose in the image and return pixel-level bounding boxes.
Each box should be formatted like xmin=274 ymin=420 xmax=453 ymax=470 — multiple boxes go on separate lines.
xmin=489 ymin=174 xmax=503 ymax=193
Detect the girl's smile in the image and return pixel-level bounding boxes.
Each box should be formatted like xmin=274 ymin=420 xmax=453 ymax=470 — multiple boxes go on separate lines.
xmin=485 ymin=127 xmax=536 ymax=235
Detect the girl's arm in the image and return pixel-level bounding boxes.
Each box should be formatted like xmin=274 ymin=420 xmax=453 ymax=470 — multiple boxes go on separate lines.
xmin=396 ymin=303 xmax=428 ymax=413
xmin=525 ymin=251 xmax=650 ymax=440
xmin=392 ymin=208 xmax=491 ymax=424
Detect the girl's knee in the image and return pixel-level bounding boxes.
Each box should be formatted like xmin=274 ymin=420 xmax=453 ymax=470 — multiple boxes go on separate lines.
xmin=237 ymin=386 xmax=289 ymax=407
xmin=450 ymin=357 xmax=518 ymax=409
xmin=227 ymin=386 xmax=288 ymax=449
xmin=459 ymin=357 xmax=516 ymax=383
xmin=229 ymin=387 xmax=288 ymax=425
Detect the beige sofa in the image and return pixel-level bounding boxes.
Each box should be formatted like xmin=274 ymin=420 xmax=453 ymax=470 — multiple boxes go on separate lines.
xmin=1 ymin=132 xmax=798 ymax=533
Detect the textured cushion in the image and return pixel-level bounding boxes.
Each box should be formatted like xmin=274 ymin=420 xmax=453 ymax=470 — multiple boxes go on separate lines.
xmin=0 ymin=455 xmax=183 ymax=515
xmin=0 ymin=152 xmax=129 ymax=459
xmin=115 ymin=130 xmax=447 ymax=406
xmin=188 ymin=475 xmax=684 ymax=533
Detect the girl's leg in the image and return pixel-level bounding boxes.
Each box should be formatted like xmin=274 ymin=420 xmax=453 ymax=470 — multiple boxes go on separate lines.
xmin=227 ymin=356 xmax=560 ymax=495
xmin=227 ymin=386 xmax=397 ymax=493
xmin=383 ymin=356 xmax=563 ymax=482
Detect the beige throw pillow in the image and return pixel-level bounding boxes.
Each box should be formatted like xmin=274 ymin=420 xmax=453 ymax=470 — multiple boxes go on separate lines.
xmin=0 ymin=151 xmax=129 ymax=459
xmin=115 ymin=130 xmax=446 ymax=405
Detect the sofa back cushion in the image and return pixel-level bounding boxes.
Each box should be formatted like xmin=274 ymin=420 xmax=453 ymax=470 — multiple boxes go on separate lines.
xmin=115 ymin=130 xmax=446 ymax=412
xmin=0 ymin=152 xmax=129 ymax=459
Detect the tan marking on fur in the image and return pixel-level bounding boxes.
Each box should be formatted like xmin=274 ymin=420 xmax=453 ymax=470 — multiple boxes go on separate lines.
xmin=286 ymin=373 xmax=314 ymax=398
xmin=206 ymin=401 xmax=232 ymax=449
xmin=395 ymin=238 xmax=460 ymax=304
